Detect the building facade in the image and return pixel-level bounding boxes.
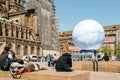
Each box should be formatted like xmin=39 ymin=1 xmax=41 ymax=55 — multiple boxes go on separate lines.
xmin=0 ymin=0 xmax=60 ymax=58
xmin=26 ymin=0 xmax=60 ymax=51
xmin=59 ymin=24 xmax=120 ymax=54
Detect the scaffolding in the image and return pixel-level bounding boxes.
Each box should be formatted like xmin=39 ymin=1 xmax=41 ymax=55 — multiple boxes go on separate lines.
xmin=26 ymin=0 xmax=60 ymax=51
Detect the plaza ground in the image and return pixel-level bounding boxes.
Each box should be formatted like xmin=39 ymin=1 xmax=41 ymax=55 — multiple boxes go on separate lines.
xmin=0 ymin=71 xmax=120 ymax=80
xmin=90 ymin=71 xmax=120 ymax=80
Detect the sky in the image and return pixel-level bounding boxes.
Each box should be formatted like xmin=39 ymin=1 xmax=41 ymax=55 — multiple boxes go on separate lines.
xmin=54 ymin=0 xmax=120 ymax=31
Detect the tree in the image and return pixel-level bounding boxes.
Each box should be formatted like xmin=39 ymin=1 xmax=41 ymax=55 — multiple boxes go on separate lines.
xmin=115 ymin=42 xmax=120 ymax=59
xmin=101 ymin=46 xmax=112 ymax=58
xmin=97 ymin=48 xmax=101 ymax=53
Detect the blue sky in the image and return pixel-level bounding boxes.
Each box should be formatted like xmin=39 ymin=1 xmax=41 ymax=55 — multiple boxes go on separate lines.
xmin=54 ymin=0 xmax=120 ymax=31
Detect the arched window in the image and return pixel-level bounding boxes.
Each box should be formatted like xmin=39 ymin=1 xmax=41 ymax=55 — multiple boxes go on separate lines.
xmin=37 ymin=47 xmax=40 ymax=56
xmin=16 ymin=44 xmax=21 ymax=55
xmin=16 ymin=27 xmax=18 ymax=38
xmin=11 ymin=26 xmax=14 ymax=37
xmin=24 ymin=45 xmax=28 ymax=55
xmin=18 ymin=0 xmax=20 ymax=3
xmin=15 ymin=0 xmax=17 ymax=3
xmin=0 ymin=22 xmax=2 ymax=36
xmin=5 ymin=24 xmax=8 ymax=36
xmin=26 ymin=30 xmax=28 ymax=39
xmin=21 ymin=28 xmax=23 ymax=38
xmin=31 ymin=46 xmax=34 ymax=54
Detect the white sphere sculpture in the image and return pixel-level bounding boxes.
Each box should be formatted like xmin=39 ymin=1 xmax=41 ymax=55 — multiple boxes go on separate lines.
xmin=72 ymin=19 xmax=105 ymax=50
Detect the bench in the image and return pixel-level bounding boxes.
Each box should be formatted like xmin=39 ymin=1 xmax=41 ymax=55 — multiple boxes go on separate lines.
xmin=0 ymin=70 xmax=90 ymax=80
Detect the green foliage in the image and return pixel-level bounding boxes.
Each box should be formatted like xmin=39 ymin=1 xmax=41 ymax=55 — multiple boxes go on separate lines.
xmin=97 ymin=48 xmax=101 ymax=53
xmin=115 ymin=42 xmax=120 ymax=59
xmin=101 ymin=46 xmax=112 ymax=57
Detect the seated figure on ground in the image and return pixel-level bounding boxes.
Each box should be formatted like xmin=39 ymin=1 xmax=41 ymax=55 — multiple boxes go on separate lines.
xmin=51 ymin=54 xmax=58 ymax=67
xmin=102 ymin=53 xmax=109 ymax=61
xmin=0 ymin=44 xmax=17 ymax=71
xmin=10 ymin=60 xmax=48 ymax=79
xmin=55 ymin=53 xmax=73 ymax=72
xmin=25 ymin=62 xmax=47 ymax=71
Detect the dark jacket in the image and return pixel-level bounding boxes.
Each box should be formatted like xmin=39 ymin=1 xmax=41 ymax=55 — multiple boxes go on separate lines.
xmin=55 ymin=53 xmax=73 ymax=72
xmin=102 ymin=55 xmax=109 ymax=61
xmin=0 ymin=46 xmax=10 ymax=64
xmin=102 ymin=53 xmax=109 ymax=61
xmin=1 ymin=46 xmax=10 ymax=55
xmin=0 ymin=46 xmax=16 ymax=71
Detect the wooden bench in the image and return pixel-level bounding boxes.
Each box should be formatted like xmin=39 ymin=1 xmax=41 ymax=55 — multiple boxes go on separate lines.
xmin=0 ymin=70 xmax=90 ymax=80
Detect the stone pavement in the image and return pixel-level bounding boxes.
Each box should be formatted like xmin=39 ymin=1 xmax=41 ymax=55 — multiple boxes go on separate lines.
xmin=0 ymin=71 xmax=120 ymax=80
xmin=90 ymin=71 xmax=120 ymax=80
xmin=0 ymin=70 xmax=120 ymax=80
xmin=0 ymin=77 xmax=27 ymax=80
xmin=0 ymin=62 xmax=120 ymax=80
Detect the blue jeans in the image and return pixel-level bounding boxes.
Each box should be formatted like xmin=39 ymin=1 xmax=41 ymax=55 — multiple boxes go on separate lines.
xmin=92 ymin=60 xmax=98 ymax=71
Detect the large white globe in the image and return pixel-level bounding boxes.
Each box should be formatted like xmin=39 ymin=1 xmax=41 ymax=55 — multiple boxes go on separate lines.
xmin=72 ymin=19 xmax=105 ymax=50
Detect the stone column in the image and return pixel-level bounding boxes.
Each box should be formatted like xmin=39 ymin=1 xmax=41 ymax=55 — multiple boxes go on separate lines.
xmin=5 ymin=0 xmax=9 ymax=19
xmin=2 ymin=22 xmax=5 ymax=36
xmin=29 ymin=29 xmax=32 ymax=41
xmin=8 ymin=24 xmax=12 ymax=37
xmin=27 ymin=30 xmax=30 ymax=40
xmin=20 ymin=45 xmax=24 ymax=57
xmin=18 ymin=27 xmax=21 ymax=39
xmin=40 ymin=47 xmax=43 ymax=56
xmin=14 ymin=26 xmax=16 ymax=38
xmin=36 ymin=46 xmax=40 ymax=56
xmin=28 ymin=45 xmax=31 ymax=56
xmin=34 ymin=46 xmax=37 ymax=54
xmin=23 ymin=28 xmax=26 ymax=40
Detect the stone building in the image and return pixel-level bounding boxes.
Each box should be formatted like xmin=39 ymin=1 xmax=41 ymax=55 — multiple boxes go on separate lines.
xmin=59 ymin=24 xmax=120 ymax=54
xmin=26 ymin=0 xmax=60 ymax=55
xmin=0 ymin=0 xmax=60 ymax=58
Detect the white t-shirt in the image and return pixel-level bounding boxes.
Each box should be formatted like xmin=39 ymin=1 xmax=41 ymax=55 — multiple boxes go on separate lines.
xmin=92 ymin=54 xmax=98 ymax=61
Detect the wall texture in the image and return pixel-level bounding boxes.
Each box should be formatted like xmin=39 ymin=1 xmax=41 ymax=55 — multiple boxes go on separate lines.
xmin=73 ymin=61 xmax=120 ymax=73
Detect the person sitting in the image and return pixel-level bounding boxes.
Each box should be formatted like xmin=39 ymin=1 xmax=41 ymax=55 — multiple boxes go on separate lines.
xmin=55 ymin=53 xmax=73 ymax=72
xmin=0 ymin=45 xmax=17 ymax=71
xmin=51 ymin=54 xmax=58 ymax=67
xmin=25 ymin=61 xmax=47 ymax=71
xmin=102 ymin=53 xmax=109 ymax=61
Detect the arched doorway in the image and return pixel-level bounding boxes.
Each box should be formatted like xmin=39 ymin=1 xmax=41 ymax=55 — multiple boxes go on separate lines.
xmin=16 ymin=44 xmax=21 ymax=55
xmin=37 ymin=47 xmax=40 ymax=56
xmin=31 ymin=46 xmax=34 ymax=54
xmin=0 ymin=22 xmax=2 ymax=36
xmin=24 ymin=45 xmax=28 ymax=55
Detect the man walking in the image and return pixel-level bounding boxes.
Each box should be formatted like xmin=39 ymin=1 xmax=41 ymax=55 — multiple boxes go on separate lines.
xmin=92 ymin=52 xmax=98 ymax=71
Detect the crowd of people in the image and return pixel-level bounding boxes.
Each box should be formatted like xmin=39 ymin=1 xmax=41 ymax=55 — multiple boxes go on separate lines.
xmin=0 ymin=44 xmax=73 ymax=73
